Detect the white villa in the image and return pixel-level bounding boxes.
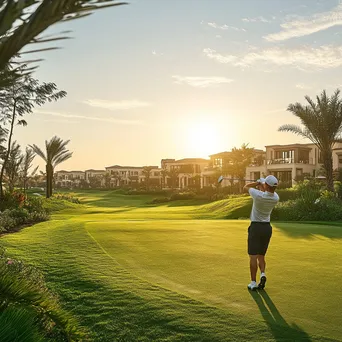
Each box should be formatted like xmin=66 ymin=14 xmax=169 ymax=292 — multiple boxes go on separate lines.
xmin=246 ymin=142 xmax=342 ymax=186
xmin=55 ymin=170 xmax=85 ymax=188
xmin=55 ymin=141 xmax=342 ymax=189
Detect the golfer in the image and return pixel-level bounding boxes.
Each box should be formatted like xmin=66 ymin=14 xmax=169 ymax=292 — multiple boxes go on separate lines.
xmin=243 ymin=175 xmax=279 ymax=290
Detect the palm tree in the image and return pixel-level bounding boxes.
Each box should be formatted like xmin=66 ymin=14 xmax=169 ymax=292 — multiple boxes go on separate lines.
xmin=142 ymin=166 xmax=153 ymax=191
xmin=0 ymin=73 xmax=66 ymax=198
xmin=20 ymin=148 xmax=37 ymax=193
xmin=167 ymin=168 xmax=179 ymax=190
xmin=279 ymin=89 xmax=342 ymax=191
xmin=30 ymin=136 xmax=73 ymax=198
xmin=160 ymin=167 xmax=168 ymax=189
xmin=4 ymin=141 xmax=23 ymax=193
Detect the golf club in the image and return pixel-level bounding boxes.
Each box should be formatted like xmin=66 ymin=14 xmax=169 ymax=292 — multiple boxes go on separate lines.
xmin=218 ymin=176 xmax=258 ymax=183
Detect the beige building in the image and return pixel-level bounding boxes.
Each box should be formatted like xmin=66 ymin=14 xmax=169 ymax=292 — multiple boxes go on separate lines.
xmin=246 ymin=142 xmax=342 ymax=186
xmin=55 ymin=170 xmax=85 ymax=188
xmin=161 ymin=158 xmax=209 ymax=189
xmin=202 ymin=149 xmax=266 ymax=187
xmin=105 ymin=165 xmax=143 ymax=187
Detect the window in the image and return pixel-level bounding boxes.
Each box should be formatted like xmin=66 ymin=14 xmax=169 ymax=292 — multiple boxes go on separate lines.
xmin=339 ymin=156 xmax=342 ymax=164
xmin=154 ymin=172 xmax=160 ymax=176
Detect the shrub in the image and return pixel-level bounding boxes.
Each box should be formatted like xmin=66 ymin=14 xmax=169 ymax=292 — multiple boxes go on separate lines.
xmin=170 ymin=191 xmax=195 ymax=201
xmin=51 ymin=193 xmax=81 ymax=204
xmin=0 ymin=247 xmax=84 ymax=341
xmin=273 ymin=192 xmax=342 ymax=221
xmin=148 ymin=197 xmax=170 ymax=204
xmin=276 ymin=188 xmax=298 ymax=202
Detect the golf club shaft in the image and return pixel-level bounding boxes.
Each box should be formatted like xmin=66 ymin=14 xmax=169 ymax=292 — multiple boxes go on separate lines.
xmin=220 ymin=177 xmax=256 ymax=182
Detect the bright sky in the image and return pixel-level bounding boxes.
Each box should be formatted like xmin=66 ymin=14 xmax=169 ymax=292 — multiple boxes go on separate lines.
xmin=15 ymin=0 xmax=342 ymax=171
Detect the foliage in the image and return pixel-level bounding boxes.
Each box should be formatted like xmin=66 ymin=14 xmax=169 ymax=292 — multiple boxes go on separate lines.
xmin=170 ymin=191 xmax=195 ymax=201
xmin=30 ymin=136 xmax=73 ymax=198
xmin=52 ymin=193 xmax=81 ymax=204
xmin=0 ymin=247 xmax=84 ymax=341
xmin=279 ymin=89 xmax=342 ymax=191
xmin=4 ymin=141 xmax=23 ymax=193
xmin=273 ymin=180 xmax=342 ymax=221
xmin=142 ymin=167 xmax=153 ymax=183
xmin=0 ymin=1 xmax=127 ymax=86
xmin=148 ymin=197 xmax=171 ymax=204
xmin=0 ymin=72 xmax=67 ymax=198
xmin=167 ymin=168 xmax=179 ymax=190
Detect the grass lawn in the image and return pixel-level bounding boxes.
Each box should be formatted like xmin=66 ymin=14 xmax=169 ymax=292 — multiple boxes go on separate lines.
xmin=1 ymin=190 xmax=341 ymax=341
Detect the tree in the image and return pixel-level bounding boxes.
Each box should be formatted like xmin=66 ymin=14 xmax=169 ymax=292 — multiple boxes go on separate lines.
xmin=0 ymin=73 xmax=66 ymax=197
xmin=4 ymin=141 xmax=22 ymax=193
xmin=88 ymin=176 xmax=101 ymax=189
xmin=142 ymin=166 xmax=153 ymax=190
xmin=104 ymin=172 xmax=111 ymax=189
xmin=30 ymin=136 xmax=73 ymax=198
xmin=20 ymin=148 xmax=37 ymax=193
xmin=160 ymin=167 xmax=168 ymax=189
xmin=228 ymin=144 xmax=255 ymax=192
xmin=279 ymin=89 xmax=342 ymax=191
xmin=0 ymin=1 xmax=127 ymax=88
xmin=167 ymin=168 xmax=179 ymax=190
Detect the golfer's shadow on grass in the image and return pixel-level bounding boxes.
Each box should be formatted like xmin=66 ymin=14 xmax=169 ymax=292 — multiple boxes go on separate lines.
xmin=249 ymin=290 xmax=312 ymax=341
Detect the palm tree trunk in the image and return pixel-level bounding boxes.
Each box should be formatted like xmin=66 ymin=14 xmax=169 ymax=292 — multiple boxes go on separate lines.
xmin=323 ymin=151 xmax=334 ymax=192
xmin=46 ymin=164 xmax=54 ymax=198
xmin=0 ymin=101 xmax=16 ymax=198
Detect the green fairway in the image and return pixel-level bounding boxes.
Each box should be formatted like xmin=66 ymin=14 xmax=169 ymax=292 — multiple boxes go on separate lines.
xmin=1 ymin=191 xmax=341 ymax=341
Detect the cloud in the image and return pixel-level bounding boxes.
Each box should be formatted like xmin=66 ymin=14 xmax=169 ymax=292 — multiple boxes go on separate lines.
xmin=242 ymin=16 xmax=272 ymax=23
xmin=203 ymin=45 xmax=342 ymax=70
xmin=83 ymin=99 xmax=151 ymax=111
xmin=152 ymin=50 xmax=164 ymax=56
xmin=295 ymin=83 xmax=313 ymax=90
xmin=203 ymin=48 xmax=238 ymax=64
xmin=172 ymin=75 xmax=233 ymax=88
xmin=207 ymin=22 xmax=246 ymax=32
xmin=35 ymin=110 xmax=142 ymax=125
xmin=264 ymin=4 xmax=342 ymax=41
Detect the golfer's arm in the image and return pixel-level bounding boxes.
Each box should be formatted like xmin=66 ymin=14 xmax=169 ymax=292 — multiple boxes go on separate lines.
xmin=243 ymin=182 xmax=260 ymax=192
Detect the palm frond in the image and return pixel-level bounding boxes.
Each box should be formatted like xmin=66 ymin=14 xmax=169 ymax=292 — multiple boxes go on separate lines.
xmin=0 ymin=1 xmax=128 ymax=73
xmin=53 ymin=152 xmax=73 ymax=168
xmin=29 ymin=144 xmax=47 ymax=163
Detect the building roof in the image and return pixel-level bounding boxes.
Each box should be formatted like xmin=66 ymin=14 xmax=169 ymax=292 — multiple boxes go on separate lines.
xmin=173 ymin=158 xmax=209 ymax=163
xmin=56 ymin=170 xmax=84 ymax=173
xmin=209 ymin=151 xmax=231 ymax=158
xmin=105 ymin=165 xmax=143 ymax=170
xmin=265 ymin=143 xmax=312 ymax=149
xmin=85 ymin=169 xmax=106 ymax=172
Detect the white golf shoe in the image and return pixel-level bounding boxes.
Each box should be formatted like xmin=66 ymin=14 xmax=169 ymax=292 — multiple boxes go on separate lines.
xmin=247 ymin=281 xmax=258 ymax=291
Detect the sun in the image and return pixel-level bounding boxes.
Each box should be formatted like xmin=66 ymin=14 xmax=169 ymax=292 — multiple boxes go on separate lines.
xmin=186 ymin=121 xmax=220 ymax=157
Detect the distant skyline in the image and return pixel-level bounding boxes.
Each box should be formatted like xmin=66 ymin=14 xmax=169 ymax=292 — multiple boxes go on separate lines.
xmin=15 ymin=0 xmax=342 ymax=171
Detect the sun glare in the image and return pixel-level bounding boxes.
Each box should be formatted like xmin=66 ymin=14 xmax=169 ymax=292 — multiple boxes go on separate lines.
xmin=186 ymin=121 xmax=220 ymax=157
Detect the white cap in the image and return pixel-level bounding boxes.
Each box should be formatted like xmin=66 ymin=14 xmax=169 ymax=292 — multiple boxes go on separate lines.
xmin=265 ymin=175 xmax=278 ymax=187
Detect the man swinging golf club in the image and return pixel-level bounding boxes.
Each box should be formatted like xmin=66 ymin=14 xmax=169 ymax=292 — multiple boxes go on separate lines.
xmin=243 ymin=175 xmax=279 ymax=290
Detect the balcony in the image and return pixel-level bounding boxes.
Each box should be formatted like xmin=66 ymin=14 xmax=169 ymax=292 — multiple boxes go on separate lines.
xmin=267 ymin=158 xmax=314 ymax=165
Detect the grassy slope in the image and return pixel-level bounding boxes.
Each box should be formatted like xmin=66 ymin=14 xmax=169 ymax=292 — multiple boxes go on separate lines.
xmin=1 ymin=191 xmax=341 ymax=341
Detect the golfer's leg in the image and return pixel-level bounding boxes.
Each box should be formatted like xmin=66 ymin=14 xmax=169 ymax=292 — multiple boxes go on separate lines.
xmin=257 ymin=255 xmax=266 ymax=273
xmin=249 ymin=255 xmax=258 ymax=281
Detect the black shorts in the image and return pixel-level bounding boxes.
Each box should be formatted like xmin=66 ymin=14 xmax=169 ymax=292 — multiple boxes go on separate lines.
xmin=248 ymin=222 xmax=272 ymax=256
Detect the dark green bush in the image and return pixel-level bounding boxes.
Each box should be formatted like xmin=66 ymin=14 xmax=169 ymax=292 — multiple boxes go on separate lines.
xmin=52 ymin=193 xmax=81 ymax=204
xmin=149 ymin=197 xmax=170 ymax=204
xmin=0 ymin=248 xmax=84 ymax=341
xmin=170 ymin=192 xmax=195 ymax=200
xmin=273 ymin=191 xmax=342 ymax=221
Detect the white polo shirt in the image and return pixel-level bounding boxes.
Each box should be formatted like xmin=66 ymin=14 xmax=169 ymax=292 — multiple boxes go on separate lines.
xmin=248 ymin=188 xmax=279 ymax=222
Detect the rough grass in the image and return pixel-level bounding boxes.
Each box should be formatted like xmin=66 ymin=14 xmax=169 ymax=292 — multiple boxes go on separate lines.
xmin=1 ymin=190 xmax=341 ymax=341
